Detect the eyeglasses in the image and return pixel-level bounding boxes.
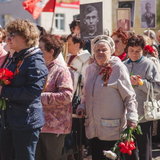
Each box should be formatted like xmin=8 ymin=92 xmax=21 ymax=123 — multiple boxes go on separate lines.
xmin=114 ymin=40 xmax=120 ymax=43
xmin=95 ymin=48 xmax=108 ymax=53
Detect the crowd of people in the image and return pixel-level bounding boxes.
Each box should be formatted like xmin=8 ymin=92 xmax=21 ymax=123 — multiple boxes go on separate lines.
xmin=0 ymin=18 xmax=160 ymax=160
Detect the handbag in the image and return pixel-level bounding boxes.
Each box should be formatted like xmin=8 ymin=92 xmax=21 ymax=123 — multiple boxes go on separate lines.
xmin=143 ymin=83 xmax=160 ymax=121
xmin=72 ymin=74 xmax=82 ymax=114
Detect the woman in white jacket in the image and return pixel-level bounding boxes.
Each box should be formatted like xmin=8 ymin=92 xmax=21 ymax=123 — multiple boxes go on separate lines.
xmin=66 ymin=34 xmax=91 ymax=95
xmin=77 ymin=35 xmax=138 ymax=160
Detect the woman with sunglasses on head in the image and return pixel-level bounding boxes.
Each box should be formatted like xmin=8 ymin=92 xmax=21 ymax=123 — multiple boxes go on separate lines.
xmin=76 ymin=35 xmax=138 ymax=160
xmin=0 ymin=19 xmax=48 ymax=160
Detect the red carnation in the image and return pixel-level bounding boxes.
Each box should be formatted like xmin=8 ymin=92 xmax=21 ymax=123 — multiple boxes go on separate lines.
xmin=0 ymin=68 xmax=13 ymax=86
xmin=144 ymin=45 xmax=155 ymax=54
xmin=118 ymin=140 xmax=136 ymax=155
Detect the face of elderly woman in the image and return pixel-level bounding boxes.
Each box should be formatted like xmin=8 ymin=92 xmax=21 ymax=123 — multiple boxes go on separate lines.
xmin=128 ymin=46 xmax=143 ymax=61
xmin=94 ymin=42 xmax=112 ymax=66
xmin=6 ymin=32 xmax=27 ymax=52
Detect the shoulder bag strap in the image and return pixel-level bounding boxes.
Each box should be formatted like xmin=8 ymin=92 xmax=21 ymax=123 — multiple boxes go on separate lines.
xmin=146 ymin=82 xmax=151 ymax=102
xmin=74 ymin=60 xmax=84 ymax=97
xmin=150 ymin=83 xmax=156 ymax=100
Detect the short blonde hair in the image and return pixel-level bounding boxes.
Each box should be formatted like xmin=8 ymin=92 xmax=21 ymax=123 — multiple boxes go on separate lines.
xmin=5 ymin=19 xmax=39 ymax=47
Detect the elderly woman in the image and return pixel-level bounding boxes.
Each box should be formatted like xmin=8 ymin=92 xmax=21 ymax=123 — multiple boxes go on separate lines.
xmin=77 ymin=35 xmax=138 ymax=160
xmin=144 ymin=29 xmax=158 ymax=45
xmin=0 ymin=19 xmax=48 ymax=160
xmin=36 ymin=34 xmax=73 ymax=160
xmin=124 ymin=35 xmax=160 ymax=160
xmin=111 ymin=27 xmax=128 ymax=61
xmin=143 ymin=44 xmax=160 ymax=72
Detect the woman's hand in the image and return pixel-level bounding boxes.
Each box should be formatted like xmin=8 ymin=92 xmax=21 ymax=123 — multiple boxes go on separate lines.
xmin=127 ymin=120 xmax=137 ymax=129
xmin=130 ymin=75 xmax=139 ymax=86
xmin=130 ymin=75 xmax=143 ymax=86
xmin=76 ymin=108 xmax=85 ymax=118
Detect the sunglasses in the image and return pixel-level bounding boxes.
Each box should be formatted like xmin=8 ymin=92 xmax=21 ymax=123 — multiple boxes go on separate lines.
xmin=6 ymin=33 xmax=18 ymax=41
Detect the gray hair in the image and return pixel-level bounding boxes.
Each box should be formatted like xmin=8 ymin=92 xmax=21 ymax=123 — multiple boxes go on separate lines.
xmin=143 ymin=29 xmax=156 ymax=40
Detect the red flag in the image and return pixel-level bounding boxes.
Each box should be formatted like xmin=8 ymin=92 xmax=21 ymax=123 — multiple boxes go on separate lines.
xmin=43 ymin=0 xmax=56 ymax=12
xmin=22 ymin=0 xmax=56 ymax=19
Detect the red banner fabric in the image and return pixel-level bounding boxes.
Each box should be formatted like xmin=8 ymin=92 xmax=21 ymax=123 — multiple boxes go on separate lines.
xmin=43 ymin=0 xmax=79 ymax=12
xmin=22 ymin=0 xmax=56 ymax=19
xmin=43 ymin=0 xmax=56 ymax=12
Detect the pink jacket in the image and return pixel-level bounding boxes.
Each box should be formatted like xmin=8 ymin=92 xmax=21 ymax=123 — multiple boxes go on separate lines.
xmin=41 ymin=59 xmax=73 ymax=134
xmin=0 ymin=44 xmax=7 ymax=68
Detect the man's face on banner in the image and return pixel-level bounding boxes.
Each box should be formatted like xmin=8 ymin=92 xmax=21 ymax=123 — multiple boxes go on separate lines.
xmin=84 ymin=9 xmax=99 ymax=35
xmin=145 ymin=3 xmax=151 ymax=13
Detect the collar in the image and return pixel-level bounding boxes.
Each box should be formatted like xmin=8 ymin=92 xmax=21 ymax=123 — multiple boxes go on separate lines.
xmin=13 ymin=48 xmax=29 ymax=58
xmin=127 ymin=56 xmax=144 ymax=64
xmin=113 ymin=52 xmax=127 ymax=61
xmin=12 ymin=47 xmax=38 ymax=63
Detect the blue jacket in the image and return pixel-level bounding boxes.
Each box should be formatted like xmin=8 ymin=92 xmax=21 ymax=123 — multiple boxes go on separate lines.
xmin=1 ymin=47 xmax=48 ymax=130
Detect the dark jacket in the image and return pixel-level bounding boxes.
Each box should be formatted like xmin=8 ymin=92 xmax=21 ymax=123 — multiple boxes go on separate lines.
xmin=1 ymin=47 xmax=48 ymax=130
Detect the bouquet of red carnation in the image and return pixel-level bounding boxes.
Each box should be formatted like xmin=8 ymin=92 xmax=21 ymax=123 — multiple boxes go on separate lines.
xmin=103 ymin=126 xmax=142 ymax=160
xmin=144 ymin=45 xmax=155 ymax=54
xmin=0 ymin=68 xmax=14 ymax=85
xmin=0 ymin=68 xmax=13 ymax=111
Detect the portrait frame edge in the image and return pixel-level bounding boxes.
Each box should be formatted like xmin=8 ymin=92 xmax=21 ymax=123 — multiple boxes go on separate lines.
xmin=116 ymin=8 xmax=131 ymax=31
xmin=140 ymin=0 xmax=157 ymax=29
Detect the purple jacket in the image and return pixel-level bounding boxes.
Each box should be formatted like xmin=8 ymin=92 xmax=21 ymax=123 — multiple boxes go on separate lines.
xmin=41 ymin=59 xmax=73 ymax=134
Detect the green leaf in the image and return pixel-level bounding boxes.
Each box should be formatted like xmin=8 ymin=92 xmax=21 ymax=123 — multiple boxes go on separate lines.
xmin=135 ymin=125 xmax=143 ymax=135
xmin=130 ymin=72 xmax=134 ymax=76
xmin=0 ymin=98 xmax=7 ymax=111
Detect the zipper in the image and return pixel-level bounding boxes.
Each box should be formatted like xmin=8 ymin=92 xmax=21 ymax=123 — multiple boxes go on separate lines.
xmin=91 ymin=72 xmax=99 ymax=137
xmin=130 ymin=62 xmax=134 ymax=75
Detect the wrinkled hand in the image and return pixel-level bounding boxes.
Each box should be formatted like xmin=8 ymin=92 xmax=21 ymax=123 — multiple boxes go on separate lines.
xmin=76 ymin=108 xmax=85 ymax=118
xmin=127 ymin=120 xmax=137 ymax=129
